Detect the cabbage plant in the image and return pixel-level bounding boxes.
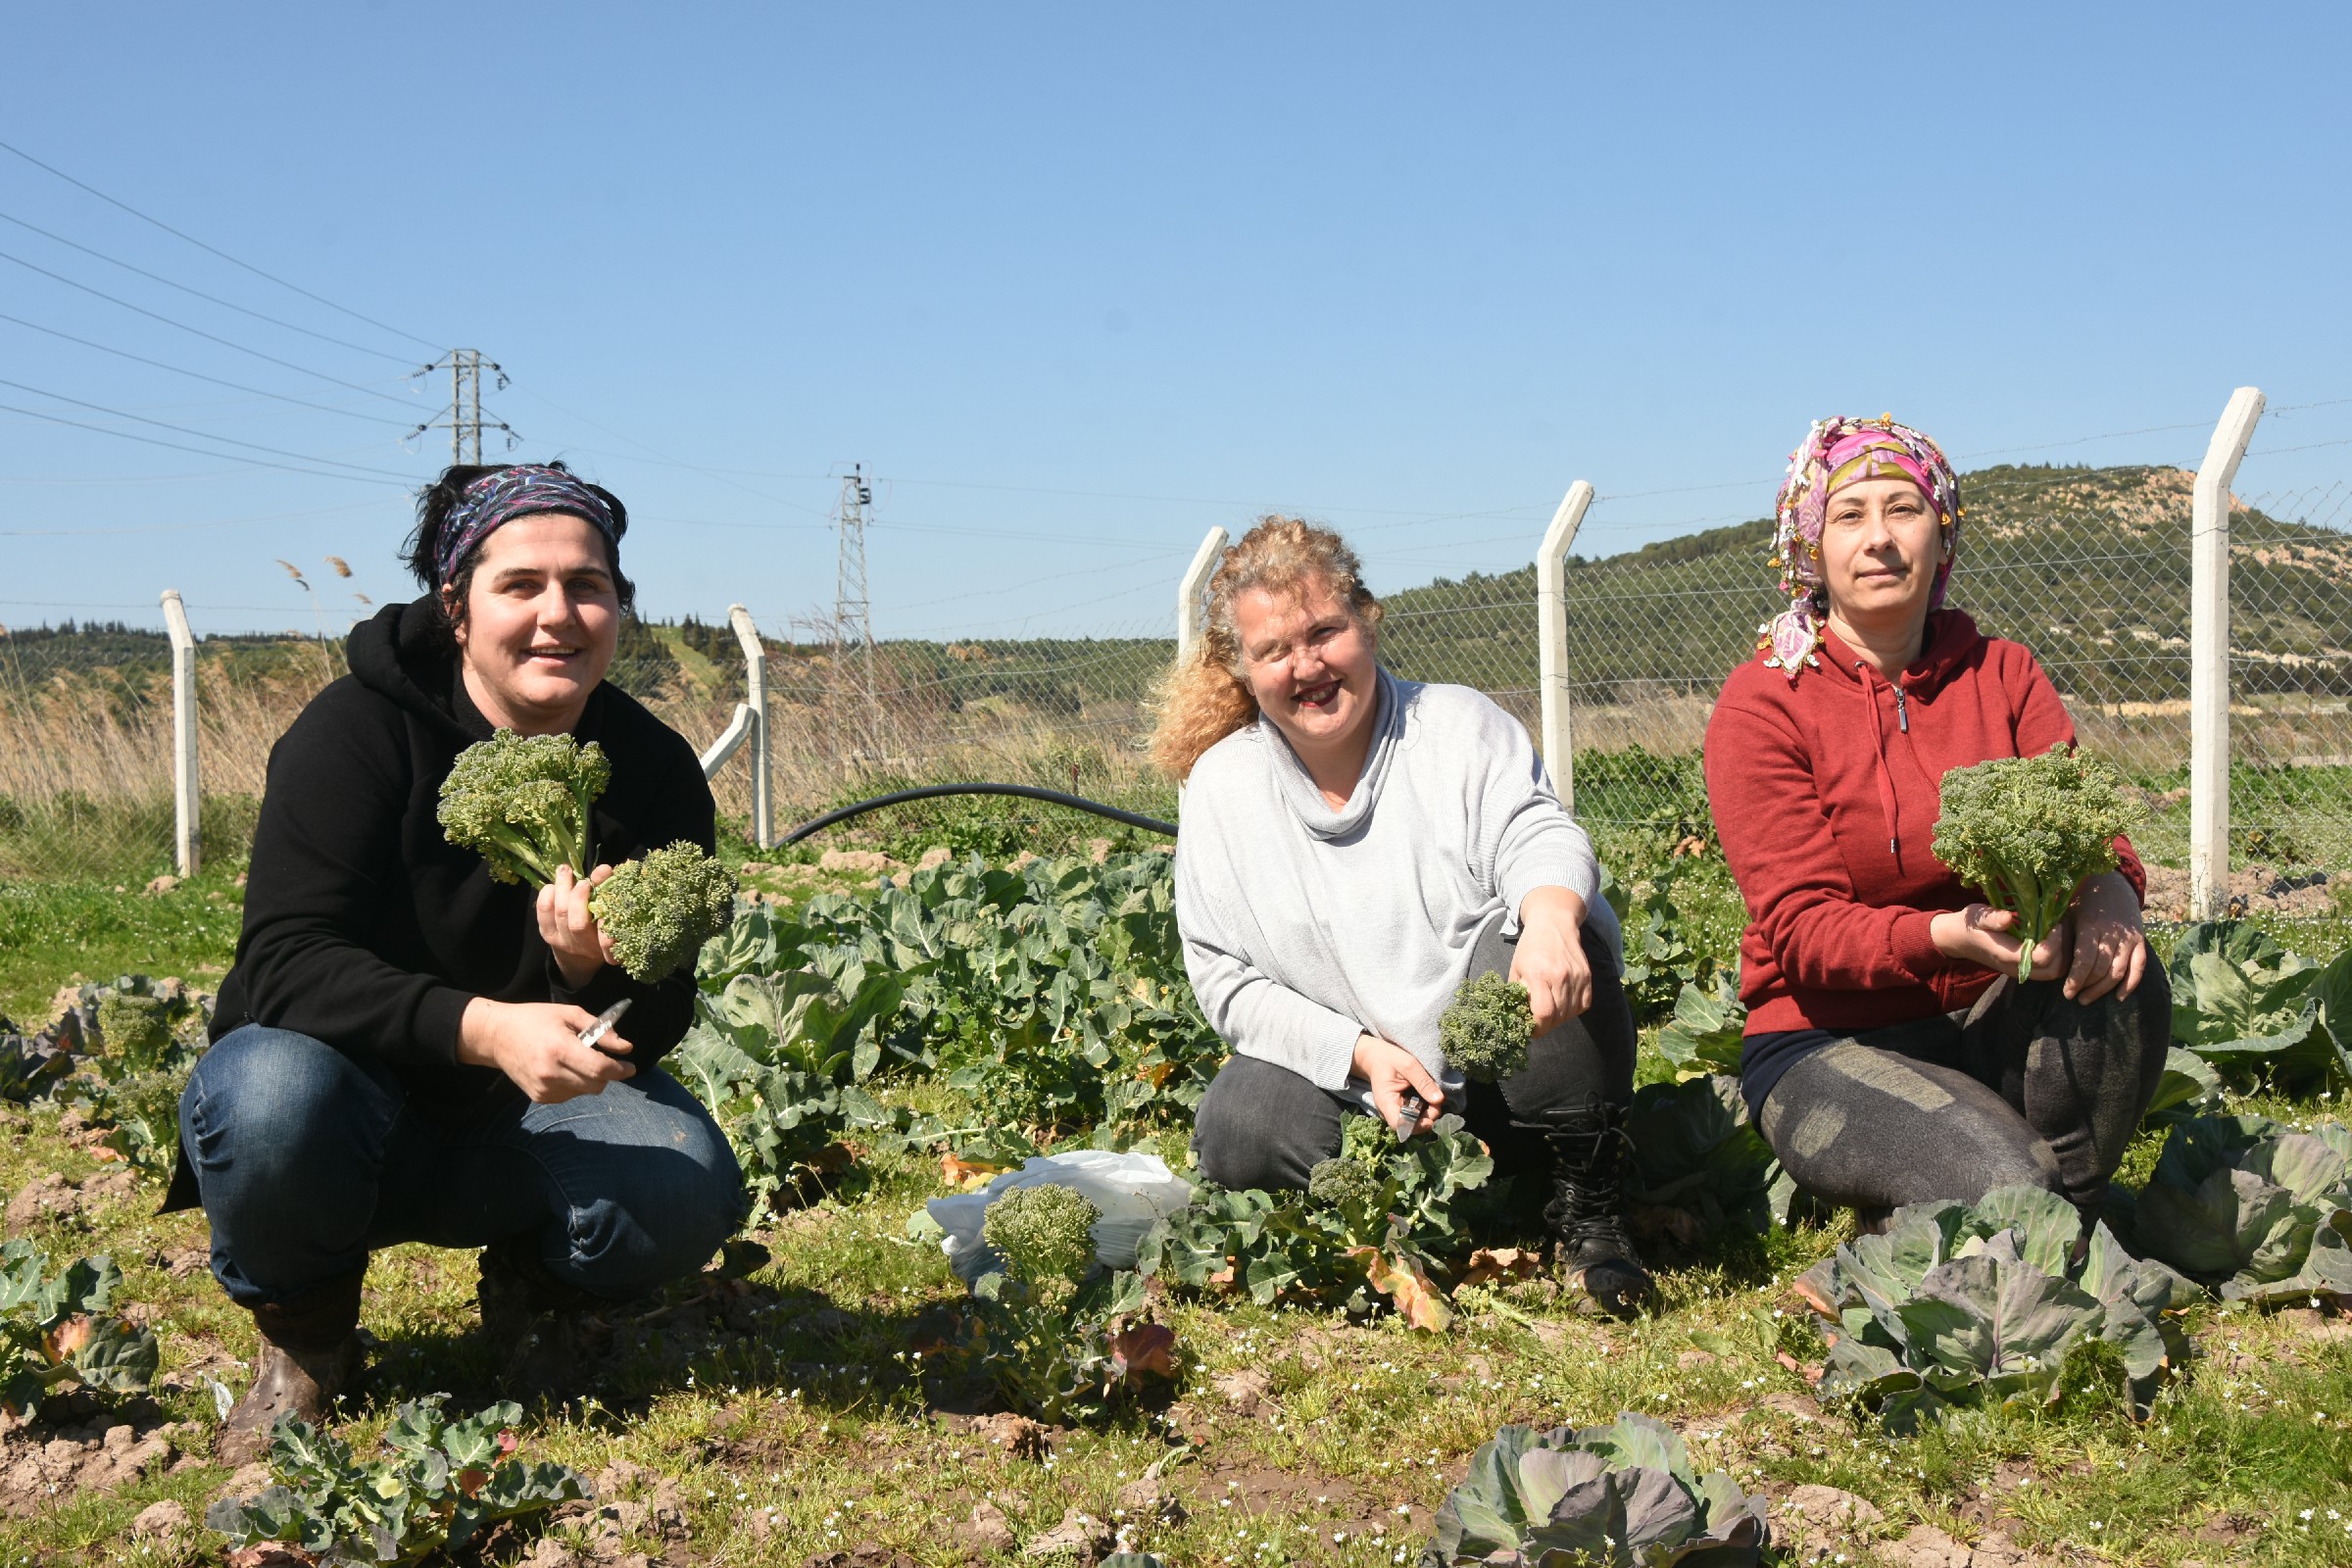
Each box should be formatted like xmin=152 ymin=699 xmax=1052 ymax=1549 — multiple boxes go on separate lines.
xmin=1421 ymin=1412 xmax=1768 ymax=1567
xmin=1624 ymin=1075 xmax=1789 ymax=1233
xmin=2167 ymin=921 xmax=2352 ymax=1088
xmin=1795 ymin=1185 xmax=2195 ymax=1431
xmin=2134 ymin=1114 xmax=2352 ymax=1304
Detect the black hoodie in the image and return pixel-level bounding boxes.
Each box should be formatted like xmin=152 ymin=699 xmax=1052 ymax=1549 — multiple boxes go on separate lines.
xmin=168 ymin=597 xmax=716 ymax=1210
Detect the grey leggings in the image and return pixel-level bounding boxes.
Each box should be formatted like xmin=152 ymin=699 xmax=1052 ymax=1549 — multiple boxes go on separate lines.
xmin=1191 ymin=918 xmax=1637 ymax=1192
xmin=1756 ymin=966 xmax=2172 ymax=1214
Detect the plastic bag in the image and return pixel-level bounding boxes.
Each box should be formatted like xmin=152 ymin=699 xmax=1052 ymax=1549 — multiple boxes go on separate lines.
xmin=926 ymin=1150 xmax=1196 ymax=1285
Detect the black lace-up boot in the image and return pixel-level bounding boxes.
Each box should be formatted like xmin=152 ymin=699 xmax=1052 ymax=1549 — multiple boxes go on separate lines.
xmin=1540 ymin=1102 xmax=1654 ymax=1319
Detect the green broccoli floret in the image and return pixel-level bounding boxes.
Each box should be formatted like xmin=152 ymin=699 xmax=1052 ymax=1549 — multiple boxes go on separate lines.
xmin=94 ymin=993 xmax=172 ymax=1069
xmin=588 ymin=842 xmax=740 ymax=983
xmin=982 ymin=1184 xmax=1102 ymax=1288
xmin=1307 ymin=1156 xmax=1381 ymax=1210
xmin=1932 ymin=745 xmax=2143 ymax=981
xmin=1439 ymin=970 xmax=1533 ymax=1082
xmin=437 ymin=730 xmax=611 ymax=887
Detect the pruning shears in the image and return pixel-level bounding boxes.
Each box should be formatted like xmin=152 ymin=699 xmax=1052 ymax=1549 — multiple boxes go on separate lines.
xmin=576 ymin=998 xmax=631 ymax=1054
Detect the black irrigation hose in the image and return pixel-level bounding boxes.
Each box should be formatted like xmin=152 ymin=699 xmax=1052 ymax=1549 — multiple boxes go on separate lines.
xmin=778 ymin=782 xmax=1178 ymax=847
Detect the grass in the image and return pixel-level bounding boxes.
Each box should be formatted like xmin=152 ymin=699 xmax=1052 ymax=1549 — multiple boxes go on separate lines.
xmin=0 ymin=844 xmax=2348 ymax=1564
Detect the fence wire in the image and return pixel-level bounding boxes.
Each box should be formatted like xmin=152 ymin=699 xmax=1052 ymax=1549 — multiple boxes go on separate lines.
xmin=2222 ymin=455 xmax=2352 ymax=926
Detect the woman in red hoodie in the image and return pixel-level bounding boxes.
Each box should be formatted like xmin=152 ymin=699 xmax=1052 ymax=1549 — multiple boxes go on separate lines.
xmin=1703 ymin=416 xmax=2170 ymax=1227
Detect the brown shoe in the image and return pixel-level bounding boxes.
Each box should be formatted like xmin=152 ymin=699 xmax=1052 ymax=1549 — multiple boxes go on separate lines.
xmin=476 ymin=1237 xmax=595 ymax=1402
xmin=218 ymin=1273 xmax=366 ymax=1466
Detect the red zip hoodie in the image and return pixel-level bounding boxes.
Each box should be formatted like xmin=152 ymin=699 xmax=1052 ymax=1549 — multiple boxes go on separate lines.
xmin=1703 ymin=609 xmax=2146 ymax=1035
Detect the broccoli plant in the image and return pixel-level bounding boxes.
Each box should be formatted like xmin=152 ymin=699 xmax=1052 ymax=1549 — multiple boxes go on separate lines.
xmin=436 ymin=729 xmax=611 ymax=886
xmin=1421 ymin=1413 xmax=1769 ymax=1567
xmin=1654 ymin=971 xmax=1746 ymax=1080
xmin=1440 ymin=971 xmax=1533 ymax=1083
xmin=93 ymin=993 xmax=172 ymax=1067
xmin=207 ymin=1396 xmax=588 ymax=1566
xmin=2133 ymin=1114 xmax=2352 ymax=1304
xmin=589 ymin=839 xmax=740 ymax=983
xmin=0 ymin=1242 xmax=161 ymax=1416
xmin=958 ymin=1185 xmax=1177 ymax=1422
xmin=1139 ymin=1113 xmax=1494 ymax=1329
xmin=1931 ymin=745 xmax=2142 ymax=981
xmin=672 ymin=966 xmax=906 ymax=1217
xmin=57 ymin=977 xmax=211 ymax=1178
xmin=1794 ymin=1184 xmax=2196 ymax=1432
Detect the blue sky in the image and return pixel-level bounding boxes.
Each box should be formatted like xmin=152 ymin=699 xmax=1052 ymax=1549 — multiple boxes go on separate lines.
xmin=2 ymin=4 xmax=2346 ymax=641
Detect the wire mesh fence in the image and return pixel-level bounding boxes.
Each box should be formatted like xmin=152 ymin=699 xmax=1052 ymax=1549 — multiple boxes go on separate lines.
xmin=2220 ymin=455 xmax=2352 ymax=926
xmin=3 ymin=399 xmax=2346 ymax=919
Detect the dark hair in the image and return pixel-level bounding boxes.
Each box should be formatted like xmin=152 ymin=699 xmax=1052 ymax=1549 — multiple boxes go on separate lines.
xmin=402 ymin=461 xmax=637 ymax=632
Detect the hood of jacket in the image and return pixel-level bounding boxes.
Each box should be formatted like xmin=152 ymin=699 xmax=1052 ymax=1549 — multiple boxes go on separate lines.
xmin=345 ymin=596 xmax=481 ymax=745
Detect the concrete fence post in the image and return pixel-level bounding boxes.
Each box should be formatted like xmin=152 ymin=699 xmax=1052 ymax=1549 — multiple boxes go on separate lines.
xmin=2187 ymin=388 xmax=2264 ymax=921
xmin=159 ymin=590 xmax=200 ymax=876
xmin=727 ymin=605 xmax=773 ymax=850
xmin=1537 ymin=481 xmax=1594 ymax=812
xmin=1175 ymin=526 xmax=1229 ymax=665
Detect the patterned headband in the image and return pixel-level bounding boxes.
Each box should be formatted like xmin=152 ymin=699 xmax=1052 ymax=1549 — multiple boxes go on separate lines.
xmin=433 ymin=466 xmax=618 ymax=588
xmin=1755 ymin=415 xmax=1962 ymax=681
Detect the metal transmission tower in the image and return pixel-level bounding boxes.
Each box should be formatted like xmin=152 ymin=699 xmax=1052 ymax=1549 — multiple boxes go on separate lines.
xmin=833 ymin=465 xmax=881 ymax=759
xmin=410 ymin=350 xmax=515 ymax=465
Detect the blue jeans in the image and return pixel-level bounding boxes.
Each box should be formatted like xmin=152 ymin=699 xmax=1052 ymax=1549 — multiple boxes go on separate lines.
xmin=180 ymin=1025 xmax=746 ymax=1308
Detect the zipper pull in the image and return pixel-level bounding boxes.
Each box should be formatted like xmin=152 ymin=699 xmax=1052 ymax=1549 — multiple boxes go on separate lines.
xmin=1895 ymin=686 xmax=1910 ymax=733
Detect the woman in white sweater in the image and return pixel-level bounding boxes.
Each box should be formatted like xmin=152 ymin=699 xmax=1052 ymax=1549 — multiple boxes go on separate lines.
xmin=1154 ymin=517 xmax=1650 ymax=1316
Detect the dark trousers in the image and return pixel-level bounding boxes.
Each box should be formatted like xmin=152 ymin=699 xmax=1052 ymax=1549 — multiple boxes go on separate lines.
xmin=1756 ymin=966 xmax=2172 ymax=1213
xmin=180 ymin=1025 xmax=746 ymax=1308
xmin=1190 ymin=918 xmax=1637 ymax=1192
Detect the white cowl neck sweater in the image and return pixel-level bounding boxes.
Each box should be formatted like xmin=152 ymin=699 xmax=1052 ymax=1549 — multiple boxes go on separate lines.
xmin=1173 ymin=668 xmax=1623 ymax=1109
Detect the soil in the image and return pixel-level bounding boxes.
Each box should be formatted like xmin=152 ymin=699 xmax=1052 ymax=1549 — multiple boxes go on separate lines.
xmin=2140 ymin=862 xmax=2347 ymax=923
xmin=0 ymin=1404 xmax=179 ymax=1515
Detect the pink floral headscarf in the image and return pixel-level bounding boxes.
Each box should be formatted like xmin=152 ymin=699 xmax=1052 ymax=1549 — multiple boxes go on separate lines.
xmin=1756 ymin=414 xmax=1963 ymax=680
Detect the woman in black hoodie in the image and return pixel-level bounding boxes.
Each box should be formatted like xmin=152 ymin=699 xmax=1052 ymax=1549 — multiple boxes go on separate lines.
xmin=179 ymin=464 xmax=745 ymax=1458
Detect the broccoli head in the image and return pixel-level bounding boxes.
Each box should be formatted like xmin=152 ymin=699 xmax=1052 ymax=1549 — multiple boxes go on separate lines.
xmin=1439 ymin=970 xmax=1533 ymax=1082
xmin=1307 ymin=1155 xmax=1381 ymax=1210
xmin=94 ymin=993 xmax=172 ymax=1068
xmin=1932 ymin=745 xmax=2143 ymax=981
xmin=437 ymin=730 xmax=611 ymax=887
xmin=589 ymin=842 xmax=740 ymax=983
xmin=981 ymin=1183 xmax=1102 ymax=1287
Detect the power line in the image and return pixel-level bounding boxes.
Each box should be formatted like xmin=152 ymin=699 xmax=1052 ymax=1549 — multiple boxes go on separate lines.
xmin=0 ymin=395 xmax=411 ymax=485
xmin=0 ymin=247 xmax=420 ymax=409
xmin=0 ymin=136 xmax=441 ymax=354
xmin=0 ymin=499 xmax=386 ymax=538
xmin=0 ymin=210 xmax=417 ymax=365
xmin=0 ymin=311 xmax=418 ymax=426
xmin=0 ymin=374 xmax=417 ymax=478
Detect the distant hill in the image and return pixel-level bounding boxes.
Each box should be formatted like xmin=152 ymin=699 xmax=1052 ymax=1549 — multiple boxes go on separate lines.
xmin=10 ymin=464 xmax=2346 ymax=746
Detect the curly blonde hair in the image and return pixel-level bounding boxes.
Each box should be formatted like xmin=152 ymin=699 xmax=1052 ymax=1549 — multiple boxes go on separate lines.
xmin=1149 ymin=515 xmax=1384 ymax=780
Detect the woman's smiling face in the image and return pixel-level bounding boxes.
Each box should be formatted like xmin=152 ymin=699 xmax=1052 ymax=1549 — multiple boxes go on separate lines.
xmin=446 ymin=512 xmax=620 ymax=734
xmin=1231 ymin=571 xmax=1378 ymax=768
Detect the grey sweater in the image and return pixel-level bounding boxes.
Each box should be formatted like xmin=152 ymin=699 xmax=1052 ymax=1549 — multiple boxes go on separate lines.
xmin=1174 ymin=669 xmax=1622 ymax=1106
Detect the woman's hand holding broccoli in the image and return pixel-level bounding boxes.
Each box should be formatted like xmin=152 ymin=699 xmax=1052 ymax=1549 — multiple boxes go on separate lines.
xmin=1930 ymin=903 xmax=2070 ymax=982
xmin=537 ymin=863 xmax=617 ymax=989
xmin=458 ymin=999 xmax=634 ymax=1103
xmin=1510 ymin=886 xmax=1592 ymax=1032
